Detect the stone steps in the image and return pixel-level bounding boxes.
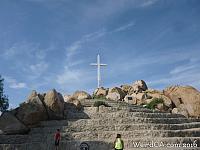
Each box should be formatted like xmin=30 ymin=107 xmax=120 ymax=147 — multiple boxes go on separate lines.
xmin=1 ymin=132 xmax=200 ymax=143
xmin=61 ymin=130 xmax=200 ymax=141
xmin=1 ymin=98 xmax=200 ymax=150
xmin=72 ymin=99 xmax=142 ymax=108
xmin=29 ymin=128 xmax=200 ymax=138
xmin=29 ymin=122 xmax=200 ymax=134
xmin=64 ymin=111 xmax=186 ymax=119
xmin=0 ymin=134 xmax=45 ymax=144
xmin=40 ymin=117 xmax=199 ymax=127
xmin=66 ymin=122 xmax=200 ymax=132
xmin=2 ymin=128 xmax=200 ymax=144
xmin=67 ymin=118 xmax=200 ymax=125
xmin=65 ymin=105 xmax=152 ymax=113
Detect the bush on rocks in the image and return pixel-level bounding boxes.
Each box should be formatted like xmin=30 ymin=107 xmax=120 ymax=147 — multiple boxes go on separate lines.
xmin=93 ymin=101 xmax=109 ymax=107
xmin=145 ymin=97 xmax=164 ymax=110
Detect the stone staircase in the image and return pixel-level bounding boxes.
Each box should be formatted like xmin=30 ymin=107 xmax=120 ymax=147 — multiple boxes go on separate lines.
xmin=0 ymin=99 xmax=200 ymax=150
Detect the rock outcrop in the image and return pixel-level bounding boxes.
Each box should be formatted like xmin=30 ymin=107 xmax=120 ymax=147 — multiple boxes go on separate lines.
xmin=16 ymin=95 xmax=48 ymax=126
xmin=63 ymin=95 xmax=71 ymax=102
xmin=106 ymin=87 xmax=126 ymax=101
xmin=164 ymin=86 xmax=200 ymax=117
xmin=72 ymin=91 xmax=92 ymax=100
xmin=172 ymin=104 xmax=189 ymax=118
xmin=132 ymin=80 xmax=148 ymax=93
xmin=132 ymin=92 xmax=148 ymax=101
xmin=93 ymin=87 xmax=108 ymax=98
xmin=64 ymin=95 xmax=82 ymax=110
xmin=27 ymin=90 xmax=37 ymax=101
xmin=106 ymin=92 xmax=121 ymax=101
xmin=0 ymin=112 xmax=29 ymax=134
xmin=120 ymin=85 xmax=133 ymax=95
xmin=44 ymin=89 xmax=64 ymax=120
xmin=124 ymin=95 xmax=137 ymax=104
xmin=122 ymin=84 xmax=173 ymax=112
xmin=146 ymin=90 xmax=172 ymax=108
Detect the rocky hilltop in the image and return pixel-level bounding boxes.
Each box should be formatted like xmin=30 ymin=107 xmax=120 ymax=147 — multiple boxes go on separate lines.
xmin=0 ymin=80 xmax=200 ymax=150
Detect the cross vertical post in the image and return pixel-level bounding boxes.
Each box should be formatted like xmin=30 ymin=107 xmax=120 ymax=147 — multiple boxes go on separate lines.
xmin=90 ymin=54 xmax=107 ymax=88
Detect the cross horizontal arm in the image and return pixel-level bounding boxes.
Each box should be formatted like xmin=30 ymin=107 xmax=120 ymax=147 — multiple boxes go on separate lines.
xmin=100 ymin=64 xmax=107 ymax=66
xmin=90 ymin=63 xmax=98 ymax=66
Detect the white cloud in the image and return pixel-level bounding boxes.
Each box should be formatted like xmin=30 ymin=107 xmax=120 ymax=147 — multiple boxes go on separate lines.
xmin=1 ymin=42 xmax=35 ymax=59
xmin=66 ymin=22 xmax=134 ymax=60
xmin=10 ymin=83 xmax=27 ymax=89
xmin=30 ymin=61 xmax=49 ymax=74
xmin=56 ymin=65 xmax=95 ymax=91
xmin=1 ymin=46 xmax=17 ymax=58
xmin=4 ymin=76 xmax=27 ymax=89
xmin=26 ymin=61 xmax=49 ymax=80
xmin=110 ymin=47 xmax=200 ymax=74
xmin=34 ymin=45 xmax=54 ymax=60
xmin=148 ymin=69 xmax=200 ymax=89
xmin=35 ymin=50 xmax=47 ymax=60
xmin=56 ymin=66 xmax=82 ymax=85
xmin=170 ymin=64 xmax=197 ymax=75
xmin=1 ymin=42 xmax=52 ymax=81
xmin=83 ymin=29 xmax=107 ymax=40
xmin=83 ymin=0 xmax=159 ymax=21
xmin=104 ymin=46 xmax=200 ymax=91
xmin=113 ymin=22 xmax=135 ymax=32
xmin=66 ymin=41 xmax=82 ymax=60
xmin=65 ymin=29 xmax=107 ymax=60
xmin=140 ymin=0 xmax=159 ymax=7
xmin=147 ymin=56 xmax=200 ymax=90
xmin=1 ymin=42 xmax=53 ymax=62
xmin=68 ymin=60 xmax=85 ymax=67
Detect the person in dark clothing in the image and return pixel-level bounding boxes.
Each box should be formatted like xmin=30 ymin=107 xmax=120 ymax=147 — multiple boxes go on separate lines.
xmin=54 ymin=129 xmax=61 ymax=150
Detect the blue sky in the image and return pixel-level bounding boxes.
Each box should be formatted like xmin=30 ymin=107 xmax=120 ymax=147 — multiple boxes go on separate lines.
xmin=0 ymin=0 xmax=200 ymax=108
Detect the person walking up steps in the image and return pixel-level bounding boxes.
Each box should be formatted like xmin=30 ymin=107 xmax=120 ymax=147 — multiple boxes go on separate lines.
xmin=114 ymin=134 xmax=124 ymax=150
xmin=54 ymin=129 xmax=61 ymax=150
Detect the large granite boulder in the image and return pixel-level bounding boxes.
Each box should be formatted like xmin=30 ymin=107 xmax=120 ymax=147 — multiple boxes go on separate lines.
xmin=172 ymin=104 xmax=189 ymax=117
xmin=106 ymin=92 xmax=121 ymax=101
xmin=70 ymin=99 xmax=82 ymax=109
xmin=124 ymin=95 xmax=137 ymax=104
xmin=16 ymin=92 xmax=48 ymax=126
xmin=63 ymin=94 xmax=72 ymax=102
xmin=27 ymin=90 xmax=37 ymax=101
xmin=132 ymin=93 xmax=148 ymax=101
xmin=27 ymin=90 xmax=45 ymax=103
xmin=132 ymin=80 xmax=148 ymax=93
xmin=44 ymin=89 xmax=64 ymax=120
xmin=164 ymin=86 xmax=200 ymax=117
xmin=93 ymin=87 xmax=108 ymax=98
xmin=0 ymin=112 xmax=29 ymax=134
xmin=106 ymin=87 xmax=126 ymax=101
xmin=64 ymin=94 xmax=82 ymax=110
xmin=72 ymin=91 xmax=92 ymax=100
xmin=120 ymin=85 xmax=133 ymax=95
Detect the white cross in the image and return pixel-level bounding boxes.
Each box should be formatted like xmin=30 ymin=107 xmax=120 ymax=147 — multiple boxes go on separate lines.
xmin=90 ymin=54 xmax=107 ymax=88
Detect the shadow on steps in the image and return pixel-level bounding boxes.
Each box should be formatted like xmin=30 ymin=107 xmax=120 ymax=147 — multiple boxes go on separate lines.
xmin=64 ymin=103 xmax=90 ymax=120
xmin=0 ymin=139 xmax=113 ymax=150
xmin=58 ymin=140 xmax=113 ymax=150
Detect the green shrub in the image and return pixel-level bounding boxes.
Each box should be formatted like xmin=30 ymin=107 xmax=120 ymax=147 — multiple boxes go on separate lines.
xmin=93 ymin=101 xmax=109 ymax=107
xmin=145 ymin=97 xmax=163 ymax=110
